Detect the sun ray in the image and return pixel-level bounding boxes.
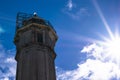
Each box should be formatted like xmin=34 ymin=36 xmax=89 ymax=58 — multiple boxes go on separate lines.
xmin=91 ymin=0 xmax=120 ymax=67
xmin=92 ymin=0 xmax=114 ymax=39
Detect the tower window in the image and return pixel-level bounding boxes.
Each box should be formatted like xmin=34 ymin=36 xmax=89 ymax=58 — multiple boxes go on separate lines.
xmin=37 ymin=33 xmax=43 ymax=43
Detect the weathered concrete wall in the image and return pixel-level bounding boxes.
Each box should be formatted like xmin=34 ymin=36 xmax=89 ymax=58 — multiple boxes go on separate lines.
xmin=16 ymin=44 xmax=56 ymax=80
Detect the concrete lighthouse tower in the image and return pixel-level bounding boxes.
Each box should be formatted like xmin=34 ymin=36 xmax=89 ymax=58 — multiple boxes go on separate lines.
xmin=14 ymin=12 xmax=58 ymax=80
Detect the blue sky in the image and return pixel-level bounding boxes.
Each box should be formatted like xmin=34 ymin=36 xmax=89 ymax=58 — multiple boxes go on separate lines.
xmin=0 ymin=0 xmax=120 ymax=80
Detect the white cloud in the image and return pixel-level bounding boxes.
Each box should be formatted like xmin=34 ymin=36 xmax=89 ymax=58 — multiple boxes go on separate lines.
xmin=63 ymin=1 xmax=89 ymax=20
xmin=0 ymin=44 xmax=16 ymax=80
xmin=5 ymin=57 xmax=16 ymax=63
xmin=63 ymin=7 xmax=89 ymax=20
xmin=57 ymin=43 xmax=120 ymax=80
xmin=66 ymin=0 xmax=73 ymax=11
xmin=0 ymin=27 xmax=4 ymax=33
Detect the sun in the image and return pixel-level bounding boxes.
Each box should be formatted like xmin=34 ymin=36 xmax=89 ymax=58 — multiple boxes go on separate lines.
xmin=95 ymin=29 xmax=120 ymax=64
xmin=96 ymin=31 xmax=120 ymax=65
xmin=105 ymin=36 xmax=120 ymax=56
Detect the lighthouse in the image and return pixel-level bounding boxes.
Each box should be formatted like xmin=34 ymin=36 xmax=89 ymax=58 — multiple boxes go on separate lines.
xmin=14 ymin=12 xmax=58 ymax=80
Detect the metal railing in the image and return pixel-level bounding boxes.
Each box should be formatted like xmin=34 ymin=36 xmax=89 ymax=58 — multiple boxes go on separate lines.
xmin=16 ymin=12 xmax=56 ymax=33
